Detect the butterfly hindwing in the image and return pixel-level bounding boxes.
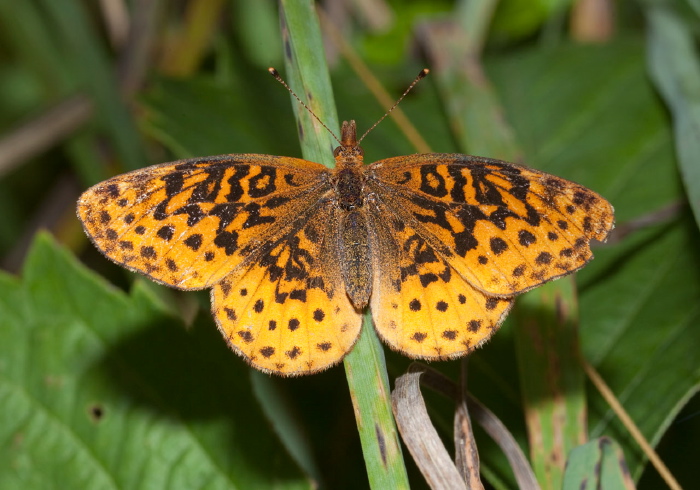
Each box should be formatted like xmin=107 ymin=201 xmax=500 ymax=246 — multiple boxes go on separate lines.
xmin=78 ymin=154 xmax=330 ymax=290
xmin=211 ymin=200 xmax=363 ymax=375
xmin=367 ymin=154 xmax=614 ymax=297
xmin=367 ymin=198 xmax=513 ymax=358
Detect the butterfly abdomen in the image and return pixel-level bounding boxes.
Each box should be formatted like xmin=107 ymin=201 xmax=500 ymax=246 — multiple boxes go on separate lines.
xmin=338 ymin=209 xmax=372 ymax=309
xmin=331 ymin=161 xmax=373 ymax=308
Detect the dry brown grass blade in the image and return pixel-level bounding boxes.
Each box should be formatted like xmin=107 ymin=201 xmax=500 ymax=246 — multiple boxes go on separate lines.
xmin=453 ymin=360 xmax=483 ymax=489
xmin=392 ymin=369 xmax=467 ymax=489
xmin=0 ymin=95 xmax=92 ymax=178
xmin=454 ymin=402 xmax=482 ymax=488
xmin=411 ymin=364 xmax=540 ymax=490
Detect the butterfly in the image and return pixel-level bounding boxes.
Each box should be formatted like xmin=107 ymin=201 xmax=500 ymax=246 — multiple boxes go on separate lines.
xmin=77 ymin=87 xmax=614 ymax=377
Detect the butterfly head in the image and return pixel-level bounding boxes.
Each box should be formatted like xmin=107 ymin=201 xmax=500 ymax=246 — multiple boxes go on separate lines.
xmin=269 ymin=66 xmax=429 ymax=170
xmin=333 ymin=120 xmax=364 ymax=166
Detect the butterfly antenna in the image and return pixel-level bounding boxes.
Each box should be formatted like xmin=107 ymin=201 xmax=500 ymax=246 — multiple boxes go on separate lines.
xmin=268 ymin=67 xmax=342 ymax=146
xmin=358 ymin=68 xmax=429 ymax=144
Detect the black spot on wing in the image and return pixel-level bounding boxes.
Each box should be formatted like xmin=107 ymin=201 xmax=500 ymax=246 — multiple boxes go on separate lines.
xmin=157 ymin=225 xmax=175 ymax=241
xmin=518 ymin=230 xmax=536 ymax=246
xmin=140 ymin=246 xmax=156 ymax=259
xmin=490 ymin=237 xmax=508 ymax=255
xmin=184 ymin=234 xmax=203 ymax=251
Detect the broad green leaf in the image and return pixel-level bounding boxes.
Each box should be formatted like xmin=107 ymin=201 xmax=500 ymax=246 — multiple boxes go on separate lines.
xmin=0 ymin=233 xmax=310 ymax=489
xmin=487 ymin=41 xmax=680 ymax=223
xmin=469 ymin=40 xmax=690 ymax=484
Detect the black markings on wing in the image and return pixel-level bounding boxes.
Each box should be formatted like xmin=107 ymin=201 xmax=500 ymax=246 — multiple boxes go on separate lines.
xmin=367 ymin=197 xmax=513 ymax=360
xmin=210 ymin=200 xmax=362 ymax=376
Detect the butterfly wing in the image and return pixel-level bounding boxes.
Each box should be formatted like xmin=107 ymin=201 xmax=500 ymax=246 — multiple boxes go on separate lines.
xmin=366 ymin=197 xmax=513 ymax=359
xmin=77 ymin=154 xmax=330 ymax=290
xmin=211 ymin=200 xmax=362 ymax=375
xmin=367 ymin=154 xmax=614 ymax=297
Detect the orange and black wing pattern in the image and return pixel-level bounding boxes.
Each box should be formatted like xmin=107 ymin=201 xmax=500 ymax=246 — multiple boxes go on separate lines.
xmin=364 ymin=153 xmax=613 ymax=358
xmin=367 ymin=154 xmax=614 ymax=297
xmin=211 ymin=200 xmax=363 ymax=375
xmin=78 ymin=154 xmax=330 ymax=290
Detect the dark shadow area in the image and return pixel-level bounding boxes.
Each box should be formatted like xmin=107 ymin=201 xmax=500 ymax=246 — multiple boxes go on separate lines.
xmin=93 ymin=308 xmax=372 ymax=488
xmin=93 ymin=311 xmax=304 ymax=482
xmin=638 ymin=390 xmax=700 ymax=489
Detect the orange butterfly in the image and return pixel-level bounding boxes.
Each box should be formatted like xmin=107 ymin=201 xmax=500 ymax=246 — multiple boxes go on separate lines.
xmin=78 ymin=73 xmax=614 ymax=376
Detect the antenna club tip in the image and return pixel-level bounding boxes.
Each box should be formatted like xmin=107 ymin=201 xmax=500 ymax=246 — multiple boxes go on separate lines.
xmin=420 ymin=68 xmax=430 ymax=77
xmin=268 ymin=67 xmax=279 ymax=76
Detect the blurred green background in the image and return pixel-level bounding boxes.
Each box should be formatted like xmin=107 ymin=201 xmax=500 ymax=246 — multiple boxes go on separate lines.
xmin=1 ymin=0 xmax=699 ymax=488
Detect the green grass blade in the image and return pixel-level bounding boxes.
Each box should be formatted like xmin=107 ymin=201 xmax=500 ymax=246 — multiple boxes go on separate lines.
xmin=277 ymin=1 xmax=409 ymax=487
xmin=277 ymin=1 xmax=338 ymax=166
xmin=344 ymin=314 xmax=409 ymax=488
xmin=515 ymin=279 xmax=586 ymax=489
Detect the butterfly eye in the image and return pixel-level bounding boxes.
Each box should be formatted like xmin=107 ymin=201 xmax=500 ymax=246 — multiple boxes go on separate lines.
xmin=333 ymin=146 xmax=364 ymax=159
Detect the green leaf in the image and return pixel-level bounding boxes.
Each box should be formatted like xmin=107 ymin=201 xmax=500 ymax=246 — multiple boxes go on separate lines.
xmin=487 ymin=41 xmax=680 ymax=224
xmin=0 ymin=233 xmax=310 ymax=489
xmin=563 ymin=437 xmax=635 ymax=490
xmin=470 ymin=39 xmax=693 ymax=484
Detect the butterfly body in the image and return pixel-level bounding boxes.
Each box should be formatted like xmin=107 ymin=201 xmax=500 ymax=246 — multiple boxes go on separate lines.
xmin=78 ymin=120 xmax=613 ymax=375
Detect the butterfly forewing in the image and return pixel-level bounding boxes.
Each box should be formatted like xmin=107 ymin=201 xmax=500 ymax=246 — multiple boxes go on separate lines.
xmin=78 ymin=155 xmax=330 ymax=290
xmin=367 ymin=154 xmax=614 ymax=297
